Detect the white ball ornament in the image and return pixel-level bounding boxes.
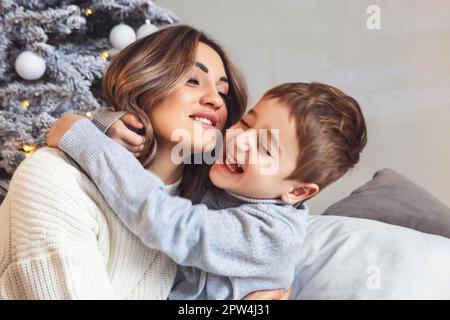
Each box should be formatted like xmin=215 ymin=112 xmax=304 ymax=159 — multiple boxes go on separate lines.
xmin=15 ymin=51 xmax=46 ymax=80
xmin=109 ymin=23 xmax=136 ymax=50
xmin=137 ymin=20 xmax=158 ymax=39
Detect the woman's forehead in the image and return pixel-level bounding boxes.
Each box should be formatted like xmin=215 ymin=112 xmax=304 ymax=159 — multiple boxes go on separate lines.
xmin=195 ymin=42 xmax=226 ymax=77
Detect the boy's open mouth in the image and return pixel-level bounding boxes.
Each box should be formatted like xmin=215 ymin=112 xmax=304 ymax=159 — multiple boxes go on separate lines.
xmin=225 ymin=162 xmax=244 ymax=174
xmin=222 ymin=150 xmax=244 ymax=174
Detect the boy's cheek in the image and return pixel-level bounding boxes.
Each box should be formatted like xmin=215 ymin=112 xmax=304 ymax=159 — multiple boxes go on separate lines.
xmin=259 ymin=157 xmax=281 ymax=176
xmin=238 ymin=169 xmax=263 ymax=191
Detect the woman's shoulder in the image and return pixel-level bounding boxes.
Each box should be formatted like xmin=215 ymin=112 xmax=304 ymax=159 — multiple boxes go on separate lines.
xmin=18 ymin=147 xmax=78 ymax=171
xmin=7 ymin=147 xmax=104 ymax=223
xmin=1 ymin=148 xmax=105 ymax=261
xmin=11 ymin=147 xmax=86 ymax=190
xmin=9 ymin=145 xmax=97 ymax=200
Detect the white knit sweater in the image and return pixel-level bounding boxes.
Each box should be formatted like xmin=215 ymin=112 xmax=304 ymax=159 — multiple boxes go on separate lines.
xmin=0 ymin=148 xmax=177 ymax=300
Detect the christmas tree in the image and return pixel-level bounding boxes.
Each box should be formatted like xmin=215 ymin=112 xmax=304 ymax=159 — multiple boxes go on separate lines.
xmin=0 ymin=0 xmax=178 ymax=202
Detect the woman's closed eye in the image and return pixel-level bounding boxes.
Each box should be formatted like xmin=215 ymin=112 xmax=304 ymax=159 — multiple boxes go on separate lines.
xmin=218 ymin=91 xmax=228 ymax=102
xmin=187 ymin=78 xmax=200 ymax=85
xmin=188 ymin=78 xmax=229 ymax=102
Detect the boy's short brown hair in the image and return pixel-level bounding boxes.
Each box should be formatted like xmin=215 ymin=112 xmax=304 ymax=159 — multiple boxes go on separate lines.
xmin=263 ymin=82 xmax=367 ymax=191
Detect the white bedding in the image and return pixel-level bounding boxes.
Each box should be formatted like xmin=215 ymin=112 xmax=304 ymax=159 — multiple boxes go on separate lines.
xmin=291 ymin=215 xmax=450 ymax=299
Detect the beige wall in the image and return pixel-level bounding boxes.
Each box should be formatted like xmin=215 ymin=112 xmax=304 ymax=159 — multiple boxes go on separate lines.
xmin=158 ymin=0 xmax=450 ymax=213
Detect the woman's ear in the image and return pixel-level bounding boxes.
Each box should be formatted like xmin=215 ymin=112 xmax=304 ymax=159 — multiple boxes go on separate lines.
xmin=280 ymin=183 xmax=320 ymax=205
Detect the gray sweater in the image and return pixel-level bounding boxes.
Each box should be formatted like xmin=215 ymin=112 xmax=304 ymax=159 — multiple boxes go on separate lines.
xmin=59 ymin=119 xmax=308 ymax=300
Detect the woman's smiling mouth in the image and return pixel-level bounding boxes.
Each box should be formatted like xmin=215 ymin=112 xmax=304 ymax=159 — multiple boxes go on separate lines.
xmin=189 ymin=112 xmax=219 ymax=128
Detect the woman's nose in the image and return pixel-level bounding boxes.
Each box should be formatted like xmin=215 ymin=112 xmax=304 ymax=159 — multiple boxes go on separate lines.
xmin=200 ymin=86 xmax=224 ymax=110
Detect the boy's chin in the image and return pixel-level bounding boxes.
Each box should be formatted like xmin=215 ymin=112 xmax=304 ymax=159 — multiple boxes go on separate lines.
xmin=209 ymin=164 xmax=238 ymax=191
xmin=209 ymin=165 xmax=227 ymax=189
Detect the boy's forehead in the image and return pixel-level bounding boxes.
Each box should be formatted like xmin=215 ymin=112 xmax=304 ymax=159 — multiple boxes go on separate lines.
xmin=251 ymin=98 xmax=292 ymax=123
xmin=251 ymin=98 xmax=299 ymax=153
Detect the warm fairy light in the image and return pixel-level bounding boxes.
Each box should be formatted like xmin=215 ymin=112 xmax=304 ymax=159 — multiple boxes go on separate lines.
xmin=99 ymin=50 xmax=109 ymax=60
xmin=85 ymin=7 xmax=94 ymax=16
xmin=21 ymin=99 xmax=30 ymax=109
xmin=22 ymin=144 xmax=38 ymax=156
xmin=85 ymin=111 xmax=92 ymax=118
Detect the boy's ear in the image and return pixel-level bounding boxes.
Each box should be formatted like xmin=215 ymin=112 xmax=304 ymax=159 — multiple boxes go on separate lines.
xmin=280 ymin=183 xmax=320 ymax=205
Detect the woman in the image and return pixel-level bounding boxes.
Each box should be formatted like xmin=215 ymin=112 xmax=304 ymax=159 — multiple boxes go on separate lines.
xmin=0 ymin=25 xmax=288 ymax=300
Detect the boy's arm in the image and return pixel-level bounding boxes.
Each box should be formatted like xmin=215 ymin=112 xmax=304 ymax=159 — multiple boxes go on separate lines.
xmin=59 ymin=119 xmax=295 ymax=277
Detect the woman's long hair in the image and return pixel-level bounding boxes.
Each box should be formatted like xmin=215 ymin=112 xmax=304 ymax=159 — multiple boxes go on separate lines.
xmin=102 ymin=25 xmax=248 ymax=202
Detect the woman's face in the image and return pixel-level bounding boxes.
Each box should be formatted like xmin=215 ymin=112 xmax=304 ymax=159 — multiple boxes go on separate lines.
xmin=149 ymin=42 xmax=229 ymax=156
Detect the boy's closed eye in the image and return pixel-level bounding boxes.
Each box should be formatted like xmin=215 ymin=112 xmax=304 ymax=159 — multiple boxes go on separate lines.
xmin=260 ymin=143 xmax=272 ymax=157
xmin=239 ymin=118 xmax=250 ymax=127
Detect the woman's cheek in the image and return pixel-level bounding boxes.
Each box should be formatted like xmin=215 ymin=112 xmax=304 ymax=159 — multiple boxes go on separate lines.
xmin=217 ymin=105 xmax=228 ymax=131
xmin=174 ymin=86 xmax=197 ymax=108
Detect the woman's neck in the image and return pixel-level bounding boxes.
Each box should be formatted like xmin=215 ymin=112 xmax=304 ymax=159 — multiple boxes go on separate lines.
xmin=147 ymin=142 xmax=184 ymax=185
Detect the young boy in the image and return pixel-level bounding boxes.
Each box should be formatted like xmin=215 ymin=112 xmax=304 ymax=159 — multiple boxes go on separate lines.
xmin=48 ymin=82 xmax=367 ymax=299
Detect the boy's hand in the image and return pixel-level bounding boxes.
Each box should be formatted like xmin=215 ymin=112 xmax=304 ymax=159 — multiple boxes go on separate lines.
xmin=47 ymin=114 xmax=84 ymax=148
xmin=106 ymin=114 xmax=145 ymax=157
xmin=243 ymin=288 xmax=292 ymax=300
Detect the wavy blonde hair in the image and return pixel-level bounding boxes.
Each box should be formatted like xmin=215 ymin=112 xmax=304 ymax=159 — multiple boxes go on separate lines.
xmin=102 ymin=25 xmax=248 ymax=202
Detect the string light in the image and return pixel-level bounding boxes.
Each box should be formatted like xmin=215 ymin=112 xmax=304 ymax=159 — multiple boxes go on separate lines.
xmin=21 ymin=144 xmax=38 ymax=157
xmin=85 ymin=6 xmax=94 ymax=17
xmin=21 ymin=99 xmax=30 ymax=109
xmin=99 ymin=50 xmax=109 ymax=60
xmin=85 ymin=111 xmax=92 ymax=118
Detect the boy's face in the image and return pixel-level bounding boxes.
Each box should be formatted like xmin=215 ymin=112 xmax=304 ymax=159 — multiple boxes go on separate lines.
xmin=210 ymin=98 xmax=317 ymax=202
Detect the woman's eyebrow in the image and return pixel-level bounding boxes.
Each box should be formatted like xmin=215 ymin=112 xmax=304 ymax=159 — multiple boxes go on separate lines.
xmin=195 ymin=62 xmax=229 ymax=84
xmin=195 ymin=62 xmax=209 ymax=73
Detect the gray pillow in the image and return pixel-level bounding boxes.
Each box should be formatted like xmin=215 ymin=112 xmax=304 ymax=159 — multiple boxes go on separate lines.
xmin=322 ymin=168 xmax=450 ymax=239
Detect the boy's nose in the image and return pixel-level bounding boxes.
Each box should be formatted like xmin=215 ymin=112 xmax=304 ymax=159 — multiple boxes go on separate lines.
xmin=231 ymin=130 xmax=258 ymax=163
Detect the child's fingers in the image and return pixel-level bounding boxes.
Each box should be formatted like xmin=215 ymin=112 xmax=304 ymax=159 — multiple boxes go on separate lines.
xmin=109 ymin=120 xmax=144 ymax=146
xmin=126 ymin=143 xmax=144 ymax=153
xmin=111 ymin=121 xmax=145 ymax=146
xmin=121 ymin=114 xmax=144 ymax=130
xmin=112 ymin=138 xmax=143 ymax=153
xmin=123 ymin=130 xmax=145 ymax=146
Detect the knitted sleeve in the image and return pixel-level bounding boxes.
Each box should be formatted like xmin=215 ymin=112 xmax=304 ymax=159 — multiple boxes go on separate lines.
xmin=91 ymin=109 xmax=126 ymax=133
xmin=0 ymin=148 xmax=117 ymax=299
